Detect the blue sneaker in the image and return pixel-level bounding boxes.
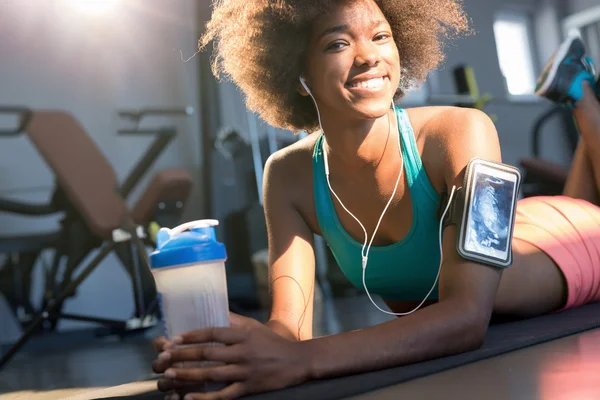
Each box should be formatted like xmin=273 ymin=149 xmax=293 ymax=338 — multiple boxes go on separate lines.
xmin=535 ymin=35 xmax=597 ymax=106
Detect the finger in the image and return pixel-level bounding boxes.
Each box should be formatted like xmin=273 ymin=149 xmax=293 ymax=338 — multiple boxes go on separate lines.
xmin=157 ymin=379 xmax=197 ymax=392
xmin=152 ymin=357 xmax=173 ymax=374
xmin=173 ymin=327 xmax=244 ymax=346
xmin=181 ymin=382 xmax=246 ymax=400
xmin=160 ymin=344 xmax=246 ymax=364
xmin=164 ymin=365 xmax=248 ymax=383
xmin=152 ymin=336 xmax=172 ymax=353
xmin=154 ymin=343 xmax=245 ymax=373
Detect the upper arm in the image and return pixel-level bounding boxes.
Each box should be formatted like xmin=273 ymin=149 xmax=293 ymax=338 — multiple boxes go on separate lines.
xmin=263 ymin=152 xmax=316 ymax=341
xmin=430 ymin=109 xmax=503 ymax=331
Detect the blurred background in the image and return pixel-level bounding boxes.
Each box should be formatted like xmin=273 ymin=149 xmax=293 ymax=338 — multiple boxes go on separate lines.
xmin=0 ymin=0 xmax=599 ymax=397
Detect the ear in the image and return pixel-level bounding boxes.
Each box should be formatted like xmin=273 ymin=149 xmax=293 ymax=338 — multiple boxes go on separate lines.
xmin=297 ymin=84 xmax=310 ymax=97
xmin=297 ymin=76 xmax=310 ymax=97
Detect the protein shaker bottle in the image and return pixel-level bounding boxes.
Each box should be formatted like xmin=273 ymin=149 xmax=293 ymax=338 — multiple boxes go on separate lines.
xmin=150 ymin=219 xmax=230 ymax=365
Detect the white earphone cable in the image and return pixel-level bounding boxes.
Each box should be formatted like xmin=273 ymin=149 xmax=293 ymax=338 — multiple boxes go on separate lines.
xmin=301 ymin=76 xmax=453 ymax=315
xmin=361 ymin=186 xmax=455 ymax=316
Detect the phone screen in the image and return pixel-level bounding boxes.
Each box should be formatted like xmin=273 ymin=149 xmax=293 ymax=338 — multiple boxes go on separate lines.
xmin=464 ymin=163 xmax=518 ymax=262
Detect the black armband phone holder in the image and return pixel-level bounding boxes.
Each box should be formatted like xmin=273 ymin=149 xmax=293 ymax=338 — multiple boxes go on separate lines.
xmin=436 ymin=158 xmax=521 ymax=269
xmin=437 ymin=186 xmax=465 ymax=231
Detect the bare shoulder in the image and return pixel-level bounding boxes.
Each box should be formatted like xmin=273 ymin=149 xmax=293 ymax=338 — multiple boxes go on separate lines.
xmin=405 ymin=106 xmax=501 ymax=188
xmin=407 ymin=106 xmax=498 ymax=145
xmin=263 ymin=133 xmax=318 ymax=204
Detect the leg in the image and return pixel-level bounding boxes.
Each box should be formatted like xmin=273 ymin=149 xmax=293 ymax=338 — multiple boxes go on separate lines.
xmin=568 ymin=83 xmax=600 ymax=203
xmin=497 ymin=36 xmax=599 ymax=317
xmin=562 ymin=138 xmax=599 ymax=204
xmin=562 ymin=83 xmax=600 ymax=204
xmin=535 ymin=35 xmax=600 ymax=203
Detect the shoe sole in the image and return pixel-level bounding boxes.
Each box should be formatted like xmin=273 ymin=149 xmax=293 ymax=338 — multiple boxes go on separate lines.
xmin=535 ymin=35 xmax=579 ymax=97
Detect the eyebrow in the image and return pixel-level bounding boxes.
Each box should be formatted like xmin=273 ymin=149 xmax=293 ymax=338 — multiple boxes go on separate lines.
xmin=317 ymin=19 xmax=388 ymax=40
xmin=318 ymin=24 xmax=350 ymax=40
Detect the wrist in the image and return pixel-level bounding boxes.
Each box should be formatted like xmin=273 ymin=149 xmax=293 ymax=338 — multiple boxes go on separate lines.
xmin=266 ymin=319 xmax=299 ymax=341
xmin=296 ymin=339 xmax=318 ymax=381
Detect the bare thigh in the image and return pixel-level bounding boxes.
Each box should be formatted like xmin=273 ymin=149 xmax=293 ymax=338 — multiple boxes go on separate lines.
xmin=494 ymin=238 xmax=567 ymax=317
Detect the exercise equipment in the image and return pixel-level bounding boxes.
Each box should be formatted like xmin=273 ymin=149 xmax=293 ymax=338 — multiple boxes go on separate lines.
xmin=111 ymin=107 xmax=195 ymax=317
xmin=220 ymin=113 xmax=290 ymax=311
xmin=216 ymin=125 xmax=266 ymax=312
xmin=75 ymin=301 xmax=600 ymax=400
xmin=244 ymin=302 xmax=600 ymax=400
xmin=117 ymin=107 xmax=195 ymax=233
xmin=0 ymin=107 xmax=194 ymax=369
xmin=0 ymin=107 xmax=61 ymax=326
xmin=217 ymin=114 xmax=334 ymax=313
xmin=452 ymin=64 xmax=498 ymax=123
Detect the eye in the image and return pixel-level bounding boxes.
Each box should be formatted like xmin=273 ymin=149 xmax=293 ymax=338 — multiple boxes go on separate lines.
xmin=374 ymin=32 xmax=391 ymax=41
xmin=325 ymin=41 xmax=348 ymax=51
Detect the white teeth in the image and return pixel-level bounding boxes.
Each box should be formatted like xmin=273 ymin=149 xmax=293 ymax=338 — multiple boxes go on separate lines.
xmin=367 ymin=77 xmax=384 ymax=88
xmin=350 ymin=77 xmax=385 ymax=89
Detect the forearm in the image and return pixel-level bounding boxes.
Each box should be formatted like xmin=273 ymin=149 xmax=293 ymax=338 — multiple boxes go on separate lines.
xmin=303 ymin=299 xmax=488 ymax=380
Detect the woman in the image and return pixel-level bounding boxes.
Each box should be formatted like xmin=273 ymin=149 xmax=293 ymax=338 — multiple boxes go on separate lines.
xmin=152 ymin=1 xmax=600 ymax=398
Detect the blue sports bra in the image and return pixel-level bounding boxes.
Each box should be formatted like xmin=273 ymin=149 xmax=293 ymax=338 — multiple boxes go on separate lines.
xmin=312 ymin=108 xmax=442 ymax=302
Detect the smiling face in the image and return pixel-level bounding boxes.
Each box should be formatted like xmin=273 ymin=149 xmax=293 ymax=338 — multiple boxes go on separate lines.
xmin=301 ymin=0 xmax=401 ymax=122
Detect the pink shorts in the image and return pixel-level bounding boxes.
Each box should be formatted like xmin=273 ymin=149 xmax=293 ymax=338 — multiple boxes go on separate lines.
xmin=513 ymin=196 xmax=600 ymax=310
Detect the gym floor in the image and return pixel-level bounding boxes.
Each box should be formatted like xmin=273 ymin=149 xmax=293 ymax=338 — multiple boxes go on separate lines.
xmin=1 ymin=295 xmax=599 ymax=400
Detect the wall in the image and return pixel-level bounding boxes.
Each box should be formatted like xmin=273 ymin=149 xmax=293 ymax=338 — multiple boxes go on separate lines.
xmin=0 ymin=0 xmax=203 ymax=342
xmin=567 ymin=0 xmax=600 ymax=14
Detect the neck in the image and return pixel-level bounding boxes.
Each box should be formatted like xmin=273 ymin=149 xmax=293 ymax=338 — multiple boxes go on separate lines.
xmin=322 ymin=107 xmax=398 ymax=173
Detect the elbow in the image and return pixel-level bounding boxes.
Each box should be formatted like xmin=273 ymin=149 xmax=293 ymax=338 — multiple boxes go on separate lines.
xmin=462 ymin=326 xmax=486 ymax=352
xmin=458 ymin=309 xmax=489 ymax=351
xmin=444 ymin=301 xmax=489 ymax=352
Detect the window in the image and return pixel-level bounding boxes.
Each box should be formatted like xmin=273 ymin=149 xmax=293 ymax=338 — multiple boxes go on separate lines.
xmin=493 ymin=12 xmax=537 ymax=97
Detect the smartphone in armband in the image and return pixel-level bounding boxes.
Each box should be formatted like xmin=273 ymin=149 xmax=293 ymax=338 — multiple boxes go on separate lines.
xmin=456 ymin=158 xmax=521 ymax=268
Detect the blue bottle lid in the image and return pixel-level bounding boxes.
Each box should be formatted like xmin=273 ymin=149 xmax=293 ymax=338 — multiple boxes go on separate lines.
xmin=150 ymin=220 xmax=227 ymax=269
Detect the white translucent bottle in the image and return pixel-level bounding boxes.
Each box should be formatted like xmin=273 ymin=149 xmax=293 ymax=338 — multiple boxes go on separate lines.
xmin=150 ymin=219 xmax=230 ymax=376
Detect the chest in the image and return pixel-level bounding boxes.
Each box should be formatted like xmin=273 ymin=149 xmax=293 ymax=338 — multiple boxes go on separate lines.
xmin=326 ymin=170 xmax=414 ymax=247
xmin=316 ymin=144 xmax=443 ymax=248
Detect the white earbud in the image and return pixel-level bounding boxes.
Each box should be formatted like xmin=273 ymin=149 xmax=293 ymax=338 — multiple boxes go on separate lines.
xmin=299 ymin=75 xmax=312 ymax=95
xmin=299 ymin=75 xmax=327 ymax=174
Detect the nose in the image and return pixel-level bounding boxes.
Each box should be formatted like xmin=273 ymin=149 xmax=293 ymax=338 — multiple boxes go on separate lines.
xmin=353 ymin=40 xmax=380 ymax=68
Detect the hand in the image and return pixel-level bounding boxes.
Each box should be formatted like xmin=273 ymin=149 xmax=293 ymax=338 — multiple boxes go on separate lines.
xmin=152 ymin=313 xmax=311 ymax=399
